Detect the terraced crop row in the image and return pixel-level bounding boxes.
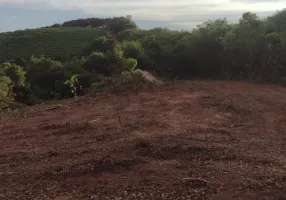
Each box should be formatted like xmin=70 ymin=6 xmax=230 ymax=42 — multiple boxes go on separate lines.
xmin=0 ymin=28 xmax=107 ymax=62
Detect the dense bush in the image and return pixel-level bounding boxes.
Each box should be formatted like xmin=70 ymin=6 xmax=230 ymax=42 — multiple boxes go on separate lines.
xmin=0 ymin=75 xmax=13 ymax=110
xmin=123 ymin=58 xmax=137 ymax=72
xmin=0 ymin=62 xmax=26 ymax=87
xmin=63 ymin=58 xmax=86 ymax=79
xmin=120 ymin=40 xmax=144 ymax=59
xmin=82 ymin=52 xmax=110 ymax=75
xmin=82 ymin=36 xmax=115 ymax=56
xmin=25 ymin=56 xmax=66 ymax=100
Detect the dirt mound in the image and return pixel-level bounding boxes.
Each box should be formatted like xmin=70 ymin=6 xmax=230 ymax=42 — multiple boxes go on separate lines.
xmin=134 ymin=69 xmax=164 ymax=85
xmin=1 ymin=80 xmax=286 ymax=199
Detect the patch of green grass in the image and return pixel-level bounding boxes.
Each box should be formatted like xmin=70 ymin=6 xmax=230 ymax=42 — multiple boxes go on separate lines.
xmin=0 ymin=28 xmax=107 ymax=62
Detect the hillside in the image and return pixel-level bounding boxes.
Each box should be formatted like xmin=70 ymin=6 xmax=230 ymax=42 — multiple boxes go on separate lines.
xmin=0 ymin=28 xmax=107 ymax=62
xmin=1 ymin=80 xmax=286 ymax=199
xmin=1 ymin=11 xmax=286 ymax=111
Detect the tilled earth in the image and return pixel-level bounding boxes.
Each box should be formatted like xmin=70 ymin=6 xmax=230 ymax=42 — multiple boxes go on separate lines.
xmin=0 ymin=80 xmax=286 ymax=200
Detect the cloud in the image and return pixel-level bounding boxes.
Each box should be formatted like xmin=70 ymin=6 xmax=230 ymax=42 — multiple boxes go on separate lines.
xmin=0 ymin=0 xmax=285 ymax=28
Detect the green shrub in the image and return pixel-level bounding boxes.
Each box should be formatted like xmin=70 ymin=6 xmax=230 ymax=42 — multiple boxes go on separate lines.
xmin=54 ymin=80 xmax=73 ymax=99
xmin=123 ymin=58 xmax=137 ymax=72
xmin=120 ymin=40 xmax=144 ymax=60
xmin=26 ymin=56 xmax=65 ymax=100
xmin=82 ymin=36 xmax=115 ymax=56
xmin=63 ymin=57 xmax=86 ymax=78
xmin=12 ymin=85 xmax=41 ymax=105
xmin=68 ymin=72 xmax=103 ymax=95
xmin=0 ymin=76 xmax=14 ymax=110
xmin=0 ymin=62 xmax=26 ymax=87
xmin=82 ymin=52 xmax=110 ymax=75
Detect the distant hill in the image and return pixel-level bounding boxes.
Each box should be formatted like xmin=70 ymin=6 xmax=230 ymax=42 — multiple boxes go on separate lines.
xmin=0 ymin=28 xmax=108 ymax=62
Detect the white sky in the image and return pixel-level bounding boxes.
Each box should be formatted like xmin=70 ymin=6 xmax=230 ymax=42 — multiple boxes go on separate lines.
xmin=0 ymin=0 xmax=285 ymax=27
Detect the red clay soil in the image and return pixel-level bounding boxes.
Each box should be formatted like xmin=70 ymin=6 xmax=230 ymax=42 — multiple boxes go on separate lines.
xmin=0 ymin=80 xmax=286 ymax=200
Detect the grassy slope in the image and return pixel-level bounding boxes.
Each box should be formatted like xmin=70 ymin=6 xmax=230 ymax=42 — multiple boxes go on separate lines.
xmin=0 ymin=28 xmax=107 ymax=62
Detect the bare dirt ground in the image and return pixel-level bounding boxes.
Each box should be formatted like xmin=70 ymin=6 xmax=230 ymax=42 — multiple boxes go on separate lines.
xmin=1 ymin=80 xmax=286 ymax=200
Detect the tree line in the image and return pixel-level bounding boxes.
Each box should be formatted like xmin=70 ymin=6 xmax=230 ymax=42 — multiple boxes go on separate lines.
xmin=48 ymin=16 xmax=137 ymax=34
xmin=1 ymin=10 xmax=286 ymax=110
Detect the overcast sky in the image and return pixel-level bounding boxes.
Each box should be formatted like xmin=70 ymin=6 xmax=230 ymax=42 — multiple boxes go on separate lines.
xmin=0 ymin=0 xmax=285 ymax=32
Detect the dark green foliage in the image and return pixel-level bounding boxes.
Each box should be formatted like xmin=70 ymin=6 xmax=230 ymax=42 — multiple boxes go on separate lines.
xmin=120 ymin=40 xmax=144 ymax=60
xmin=82 ymin=36 xmax=115 ymax=56
xmin=0 ymin=61 xmax=42 ymax=106
xmin=60 ymin=16 xmax=137 ymax=34
xmin=117 ymin=28 xmax=143 ymax=41
xmin=12 ymin=85 xmax=41 ymax=105
xmin=123 ymin=58 xmax=138 ymax=72
xmin=10 ymin=58 xmax=27 ymax=69
xmin=54 ymin=80 xmax=73 ymax=99
xmin=82 ymin=52 xmax=110 ymax=75
xmin=124 ymin=10 xmax=286 ymax=82
xmin=0 ymin=75 xmax=13 ymax=109
xmin=266 ymin=9 xmax=286 ymax=32
xmin=0 ymin=62 xmax=26 ymax=86
xmin=0 ymin=28 xmax=107 ymax=62
xmin=68 ymin=73 xmax=101 ymax=95
xmin=63 ymin=58 xmax=86 ymax=79
xmin=105 ymin=17 xmax=137 ymax=34
xmin=26 ymin=56 xmax=65 ymax=100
